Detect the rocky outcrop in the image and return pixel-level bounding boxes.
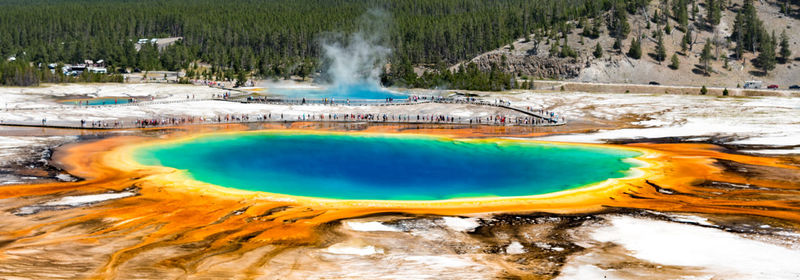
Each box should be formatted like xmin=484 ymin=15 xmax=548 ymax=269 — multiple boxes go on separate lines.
xmin=469 ymin=53 xmax=586 ymax=79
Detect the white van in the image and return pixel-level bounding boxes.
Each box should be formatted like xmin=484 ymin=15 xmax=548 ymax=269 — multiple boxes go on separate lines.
xmin=743 ymin=81 xmax=762 ymax=89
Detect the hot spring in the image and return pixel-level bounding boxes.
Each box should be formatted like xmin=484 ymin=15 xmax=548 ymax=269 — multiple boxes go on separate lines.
xmin=132 ymin=132 xmax=642 ymax=200
xmin=267 ymin=83 xmax=408 ymax=99
xmin=60 ymin=97 xmax=132 ymax=106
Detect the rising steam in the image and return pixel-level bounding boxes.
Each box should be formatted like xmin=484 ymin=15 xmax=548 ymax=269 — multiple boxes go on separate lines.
xmin=320 ymin=10 xmax=392 ymax=91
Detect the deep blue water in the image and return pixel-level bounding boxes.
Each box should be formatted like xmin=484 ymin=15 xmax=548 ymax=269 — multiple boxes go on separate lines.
xmin=268 ymin=83 xmax=407 ymax=99
xmin=62 ymin=97 xmax=131 ymax=105
xmin=133 ymin=133 xmax=642 ymax=200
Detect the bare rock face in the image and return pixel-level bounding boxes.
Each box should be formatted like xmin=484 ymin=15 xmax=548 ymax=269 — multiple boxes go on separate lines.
xmin=470 ymin=53 xmax=585 ymax=79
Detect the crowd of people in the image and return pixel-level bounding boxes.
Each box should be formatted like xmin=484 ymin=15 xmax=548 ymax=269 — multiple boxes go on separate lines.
xmin=212 ymin=92 xmax=233 ymax=99
xmin=34 ymin=108 xmax=564 ymax=129
xmin=524 ymin=106 xmax=565 ymax=124
xmin=32 ymin=94 xmax=567 ymax=129
xmin=80 ymin=119 xmax=124 ymax=128
xmin=124 ymin=110 xmax=564 ymax=129
xmin=193 ymin=79 xmax=254 ymax=88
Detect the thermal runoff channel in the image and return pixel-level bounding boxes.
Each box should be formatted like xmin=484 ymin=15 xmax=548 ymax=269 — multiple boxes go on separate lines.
xmin=133 ymin=132 xmax=642 ymax=200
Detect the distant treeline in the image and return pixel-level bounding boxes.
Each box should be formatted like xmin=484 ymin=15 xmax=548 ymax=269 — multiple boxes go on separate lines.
xmin=0 ymin=0 xmax=647 ymax=88
xmin=0 ymin=61 xmax=123 ymax=86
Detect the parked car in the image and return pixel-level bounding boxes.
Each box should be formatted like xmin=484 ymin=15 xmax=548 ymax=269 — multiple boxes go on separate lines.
xmin=789 ymin=85 xmax=800 ymax=90
xmin=648 ymin=81 xmax=660 ymax=85
xmin=767 ymin=84 xmax=779 ymax=89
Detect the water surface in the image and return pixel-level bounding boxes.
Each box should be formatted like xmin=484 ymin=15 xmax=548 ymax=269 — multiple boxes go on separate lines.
xmin=268 ymin=83 xmax=407 ymax=99
xmin=61 ymin=97 xmax=132 ymax=105
xmin=134 ymin=133 xmax=641 ymax=200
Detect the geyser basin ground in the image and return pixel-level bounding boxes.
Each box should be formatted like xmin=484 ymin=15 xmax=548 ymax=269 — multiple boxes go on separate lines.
xmin=132 ymin=132 xmax=642 ymax=200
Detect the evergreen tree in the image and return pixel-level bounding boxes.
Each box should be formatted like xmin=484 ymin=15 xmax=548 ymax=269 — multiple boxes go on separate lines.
xmin=670 ymin=53 xmax=680 ymax=69
xmin=297 ymin=62 xmax=310 ymax=81
xmin=560 ymin=38 xmax=577 ymax=58
xmin=700 ymin=41 xmax=713 ymax=75
xmin=613 ymin=37 xmax=622 ymax=51
xmin=627 ymin=37 xmax=642 ymax=59
xmin=550 ymin=40 xmax=560 ymax=57
xmin=674 ymin=0 xmax=689 ymax=31
xmin=661 ymin=0 xmax=671 ymax=22
xmin=756 ymin=33 xmax=776 ymax=74
xmin=682 ymin=28 xmax=693 ymax=52
xmin=779 ymin=30 xmax=791 ymax=63
xmin=654 ymin=34 xmax=667 ymax=62
xmin=733 ymin=10 xmax=745 ymax=59
xmin=707 ymin=0 xmax=721 ymax=27
xmin=680 ymin=5 xmax=690 ymax=31
xmin=235 ymin=71 xmax=247 ymax=87
xmin=591 ymin=18 xmax=602 ymax=38
xmin=609 ymin=3 xmax=631 ymax=39
xmin=700 ymin=85 xmax=708 ymax=95
xmin=734 ymin=0 xmax=766 ymax=53
xmin=593 ymin=42 xmax=604 ymax=58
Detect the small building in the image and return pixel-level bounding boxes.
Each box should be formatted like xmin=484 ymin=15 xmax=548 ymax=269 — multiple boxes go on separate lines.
xmin=135 ymin=37 xmax=183 ymax=51
xmin=70 ymin=64 xmax=87 ymax=72
xmin=48 ymin=63 xmax=58 ymax=74
xmin=62 ymin=64 xmax=87 ymax=76
xmin=88 ymin=67 xmax=107 ymax=74
xmin=744 ymin=81 xmax=762 ymax=89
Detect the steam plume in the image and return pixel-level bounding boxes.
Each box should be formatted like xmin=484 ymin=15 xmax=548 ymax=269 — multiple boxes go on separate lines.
xmin=320 ymin=10 xmax=391 ymax=90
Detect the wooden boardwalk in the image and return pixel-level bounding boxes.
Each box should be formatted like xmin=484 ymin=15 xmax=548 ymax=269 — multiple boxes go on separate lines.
xmin=1 ymin=97 xmax=566 ymax=130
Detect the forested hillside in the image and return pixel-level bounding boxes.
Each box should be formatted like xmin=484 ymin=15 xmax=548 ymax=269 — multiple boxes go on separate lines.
xmin=0 ymin=0 xmax=638 ymax=87
xmin=0 ymin=0 xmax=795 ymax=90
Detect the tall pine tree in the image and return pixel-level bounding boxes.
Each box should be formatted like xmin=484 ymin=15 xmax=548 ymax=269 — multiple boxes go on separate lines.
xmin=700 ymin=41 xmax=713 ymax=75
xmin=655 ymin=33 xmax=667 ymax=62
xmin=779 ymin=30 xmax=791 ymax=63
xmin=755 ymin=34 xmax=776 ymax=74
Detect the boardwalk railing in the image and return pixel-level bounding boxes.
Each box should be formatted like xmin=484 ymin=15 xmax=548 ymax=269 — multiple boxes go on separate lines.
xmin=0 ymin=111 xmax=561 ymax=130
xmin=233 ymin=96 xmax=566 ymax=125
xmin=1 ymin=96 xmax=566 ymax=129
xmin=429 ymin=99 xmax=565 ymax=124
xmin=232 ymin=96 xmax=426 ymax=106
